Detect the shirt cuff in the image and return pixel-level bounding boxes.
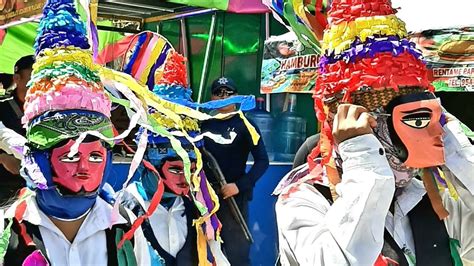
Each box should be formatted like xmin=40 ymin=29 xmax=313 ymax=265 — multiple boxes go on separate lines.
xmin=338 ymin=134 xmax=389 ymax=172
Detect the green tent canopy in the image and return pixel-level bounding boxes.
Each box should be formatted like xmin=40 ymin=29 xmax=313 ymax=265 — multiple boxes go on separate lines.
xmin=0 ymin=20 xmax=124 ymax=74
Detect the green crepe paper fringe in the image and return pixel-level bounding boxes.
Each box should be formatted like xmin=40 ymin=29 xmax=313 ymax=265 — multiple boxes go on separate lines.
xmin=0 ymin=218 xmax=14 ymax=263
xmin=115 ymin=228 xmax=138 ymax=266
xmin=28 ymin=62 xmax=102 ymax=88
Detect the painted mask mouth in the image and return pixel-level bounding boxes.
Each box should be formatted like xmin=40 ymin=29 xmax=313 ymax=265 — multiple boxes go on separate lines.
xmin=176 ymin=183 xmax=189 ymax=188
xmin=54 ymin=184 xmax=100 ymax=197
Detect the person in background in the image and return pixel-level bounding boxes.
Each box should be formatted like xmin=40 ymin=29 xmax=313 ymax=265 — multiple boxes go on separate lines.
xmin=201 ymin=77 xmax=269 ymax=266
xmin=0 ymin=56 xmax=33 ymax=202
xmin=0 ymin=73 xmax=14 ymax=96
xmin=1 ymin=55 xmax=34 ymax=135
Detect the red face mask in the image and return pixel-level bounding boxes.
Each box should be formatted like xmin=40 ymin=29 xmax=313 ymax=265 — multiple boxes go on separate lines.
xmin=392 ymin=99 xmax=445 ymax=168
xmin=161 ymin=160 xmax=195 ymax=196
xmin=51 ymin=140 xmax=107 ymax=194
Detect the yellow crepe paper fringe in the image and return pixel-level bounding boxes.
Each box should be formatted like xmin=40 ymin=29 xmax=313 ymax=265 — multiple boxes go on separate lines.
xmin=34 ymin=47 xmax=97 ymax=73
xmin=239 ymin=111 xmax=260 ymax=145
xmin=322 ymin=14 xmax=408 ymax=55
xmin=150 ymin=112 xmax=200 ymax=132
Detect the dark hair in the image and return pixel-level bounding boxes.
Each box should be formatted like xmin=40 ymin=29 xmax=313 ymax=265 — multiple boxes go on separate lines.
xmin=14 ymin=55 xmax=35 ymax=74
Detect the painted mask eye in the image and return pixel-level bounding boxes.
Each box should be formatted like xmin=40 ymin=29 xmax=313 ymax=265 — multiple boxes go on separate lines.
xmin=168 ymin=166 xmax=184 ymax=175
xmin=401 ymin=112 xmax=432 ymax=129
xmin=60 ymin=154 xmax=80 ymax=163
xmin=89 ymin=153 xmax=104 ymax=163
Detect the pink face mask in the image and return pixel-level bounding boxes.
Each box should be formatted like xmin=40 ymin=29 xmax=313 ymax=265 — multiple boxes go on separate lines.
xmin=51 ymin=140 xmax=107 ymax=194
xmin=161 ymin=160 xmax=195 ymax=196
xmin=392 ymin=99 xmax=445 ymax=168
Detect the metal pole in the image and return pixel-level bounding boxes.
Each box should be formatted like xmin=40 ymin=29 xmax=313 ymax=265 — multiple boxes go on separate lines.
xmin=156 ymin=23 xmax=161 ymax=34
xmin=264 ymin=12 xmax=271 ymax=112
xmin=196 ymin=11 xmax=217 ymax=105
xmin=144 ymin=8 xmax=216 ymax=24
xmin=180 ymin=18 xmax=191 ymax=86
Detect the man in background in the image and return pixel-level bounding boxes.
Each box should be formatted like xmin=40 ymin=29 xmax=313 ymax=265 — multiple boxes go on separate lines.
xmin=0 ymin=55 xmax=33 ymax=135
xmin=202 ymin=77 xmax=269 ymax=266
xmin=0 ymin=55 xmax=33 ymax=202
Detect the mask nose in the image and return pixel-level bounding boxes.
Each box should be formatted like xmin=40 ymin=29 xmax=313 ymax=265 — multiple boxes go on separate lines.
xmin=77 ymin=155 xmax=90 ymax=173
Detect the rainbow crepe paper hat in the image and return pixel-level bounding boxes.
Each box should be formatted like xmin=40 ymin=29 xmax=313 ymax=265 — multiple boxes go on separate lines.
xmin=301 ymin=0 xmax=434 ymax=175
xmin=23 ymin=0 xmax=113 ymax=151
xmin=315 ymin=0 xmax=433 ymax=117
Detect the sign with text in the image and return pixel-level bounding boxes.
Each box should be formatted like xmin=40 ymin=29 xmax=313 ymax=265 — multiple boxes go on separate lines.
xmin=410 ymin=27 xmax=474 ymax=92
xmin=0 ymin=0 xmax=44 ymax=25
xmin=261 ymin=32 xmax=319 ymax=94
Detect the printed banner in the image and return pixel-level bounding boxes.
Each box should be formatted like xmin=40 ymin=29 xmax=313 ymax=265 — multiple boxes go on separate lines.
xmin=410 ymin=27 xmax=474 ymax=92
xmin=261 ymin=32 xmax=319 ymax=94
xmin=0 ymin=0 xmax=45 ymax=25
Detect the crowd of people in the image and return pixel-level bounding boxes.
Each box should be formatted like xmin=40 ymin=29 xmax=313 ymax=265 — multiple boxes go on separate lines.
xmin=0 ymin=0 xmax=472 ymax=265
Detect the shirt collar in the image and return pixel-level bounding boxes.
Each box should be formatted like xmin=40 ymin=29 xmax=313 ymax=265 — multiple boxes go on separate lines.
xmin=395 ymin=178 xmax=426 ymax=217
xmin=7 ymin=194 xmax=128 ymax=242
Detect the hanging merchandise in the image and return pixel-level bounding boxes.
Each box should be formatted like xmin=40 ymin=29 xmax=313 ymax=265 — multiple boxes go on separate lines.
xmin=410 ymin=27 xmax=474 ymax=92
xmin=261 ymin=32 xmax=319 ymax=94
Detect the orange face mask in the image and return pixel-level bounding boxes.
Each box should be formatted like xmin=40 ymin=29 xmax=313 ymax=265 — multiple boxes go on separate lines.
xmin=387 ymin=92 xmax=445 ymax=168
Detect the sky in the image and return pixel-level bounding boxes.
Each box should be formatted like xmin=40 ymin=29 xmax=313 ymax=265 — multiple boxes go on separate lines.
xmin=391 ymin=0 xmax=474 ymax=32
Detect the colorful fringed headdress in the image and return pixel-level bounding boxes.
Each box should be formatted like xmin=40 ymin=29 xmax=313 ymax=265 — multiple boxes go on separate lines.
xmin=309 ymin=0 xmax=433 ymax=172
xmin=24 ymin=0 xmax=113 ymax=150
xmin=119 ymin=32 xmax=234 ymax=264
xmin=21 ymin=0 xmax=114 ymax=190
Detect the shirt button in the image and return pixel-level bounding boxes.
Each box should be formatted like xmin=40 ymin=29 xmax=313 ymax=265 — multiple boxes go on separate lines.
xmin=379 ymin=148 xmax=385 ymax=155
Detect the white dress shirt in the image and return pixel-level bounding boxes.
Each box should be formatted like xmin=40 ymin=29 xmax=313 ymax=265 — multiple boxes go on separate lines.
xmin=385 ymin=180 xmax=425 ymax=265
xmin=277 ymin=134 xmax=395 ymax=266
xmin=2 ymin=194 xmax=150 ymax=266
xmin=124 ymin=184 xmax=231 ymax=266
xmin=276 ymin=120 xmax=474 ymax=266
xmin=126 ymin=184 xmax=188 ymax=257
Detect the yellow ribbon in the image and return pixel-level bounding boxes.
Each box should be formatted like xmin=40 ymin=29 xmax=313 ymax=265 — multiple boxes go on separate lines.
xmin=150 ymin=112 xmax=199 ymax=132
xmin=239 ymin=111 xmax=260 ymax=145
xmin=138 ymin=38 xmax=166 ymax=84
xmin=438 ymin=169 xmax=459 ymax=201
xmin=195 ymin=225 xmax=211 ymax=266
xmin=322 ymin=14 xmax=408 ymax=54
